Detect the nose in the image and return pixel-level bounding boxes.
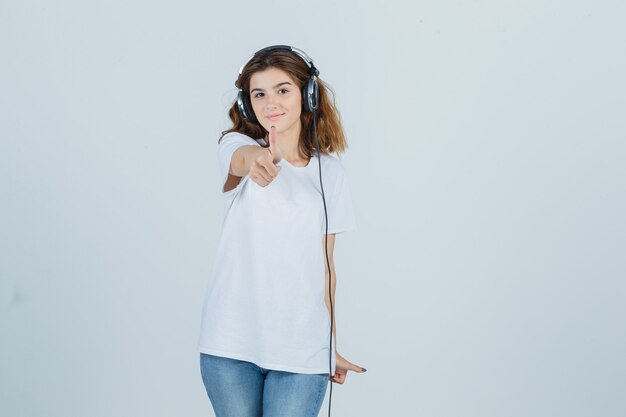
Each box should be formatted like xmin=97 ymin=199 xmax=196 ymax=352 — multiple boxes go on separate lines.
xmin=265 ymin=92 xmax=279 ymax=108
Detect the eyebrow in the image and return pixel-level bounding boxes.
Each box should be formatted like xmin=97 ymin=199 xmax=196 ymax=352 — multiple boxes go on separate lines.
xmin=250 ymin=81 xmax=293 ymax=93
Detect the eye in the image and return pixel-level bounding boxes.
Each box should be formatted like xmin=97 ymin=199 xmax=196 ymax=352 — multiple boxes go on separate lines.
xmin=278 ymin=88 xmax=289 ymax=94
xmin=253 ymin=92 xmax=264 ymax=99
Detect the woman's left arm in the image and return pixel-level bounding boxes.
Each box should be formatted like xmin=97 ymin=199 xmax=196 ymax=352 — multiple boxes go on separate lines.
xmin=323 ymin=233 xmax=338 ymax=348
xmin=323 ymin=234 xmax=367 ymax=384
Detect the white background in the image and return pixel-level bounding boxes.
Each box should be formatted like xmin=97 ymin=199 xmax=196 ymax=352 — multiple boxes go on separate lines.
xmin=1 ymin=0 xmax=625 ymax=416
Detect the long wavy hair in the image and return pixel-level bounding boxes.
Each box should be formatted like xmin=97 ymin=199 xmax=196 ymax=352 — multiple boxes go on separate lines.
xmin=220 ymin=48 xmax=348 ymax=159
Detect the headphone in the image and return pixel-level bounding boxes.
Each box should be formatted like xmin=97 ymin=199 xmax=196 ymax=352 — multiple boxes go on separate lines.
xmin=235 ymin=45 xmax=337 ymax=415
xmin=235 ymin=45 xmax=320 ymax=122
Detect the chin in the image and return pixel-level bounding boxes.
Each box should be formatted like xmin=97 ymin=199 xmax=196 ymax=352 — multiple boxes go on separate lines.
xmin=263 ymin=122 xmax=283 ymax=132
xmin=260 ymin=116 xmax=300 ymax=135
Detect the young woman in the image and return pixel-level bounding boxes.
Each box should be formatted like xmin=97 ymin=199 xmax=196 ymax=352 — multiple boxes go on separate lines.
xmin=198 ymin=45 xmax=366 ymax=417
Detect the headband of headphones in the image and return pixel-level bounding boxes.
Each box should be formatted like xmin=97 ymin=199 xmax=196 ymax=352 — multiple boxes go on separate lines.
xmin=235 ymin=45 xmax=320 ymax=122
xmin=235 ymin=45 xmax=320 ymax=87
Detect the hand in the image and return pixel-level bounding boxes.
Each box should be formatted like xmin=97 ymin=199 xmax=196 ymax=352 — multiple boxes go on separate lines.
xmin=249 ymin=126 xmax=282 ymax=187
xmin=330 ymin=352 xmax=366 ymax=384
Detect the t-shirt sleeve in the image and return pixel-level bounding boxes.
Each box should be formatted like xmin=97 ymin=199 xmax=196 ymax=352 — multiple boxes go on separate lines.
xmin=322 ymin=161 xmax=358 ymax=235
xmin=217 ymin=133 xmax=261 ymax=197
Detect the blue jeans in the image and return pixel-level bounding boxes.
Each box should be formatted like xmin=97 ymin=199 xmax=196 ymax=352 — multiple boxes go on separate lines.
xmin=199 ymin=353 xmax=329 ymax=417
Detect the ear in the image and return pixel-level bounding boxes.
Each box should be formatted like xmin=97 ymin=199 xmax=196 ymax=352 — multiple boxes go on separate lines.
xmin=302 ymin=76 xmax=319 ymax=113
xmin=237 ymin=90 xmax=257 ymax=122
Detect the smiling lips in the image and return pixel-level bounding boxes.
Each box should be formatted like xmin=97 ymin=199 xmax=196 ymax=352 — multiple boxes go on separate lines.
xmin=267 ymin=113 xmax=285 ymax=121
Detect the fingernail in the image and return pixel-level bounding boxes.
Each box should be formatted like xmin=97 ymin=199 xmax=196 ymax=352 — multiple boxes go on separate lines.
xmin=361 ymin=367 xmax=367 ymax=372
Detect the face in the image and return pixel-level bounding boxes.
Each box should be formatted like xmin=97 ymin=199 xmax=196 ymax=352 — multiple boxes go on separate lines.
xmin=249 ymin=67 xmax=302 ymax=138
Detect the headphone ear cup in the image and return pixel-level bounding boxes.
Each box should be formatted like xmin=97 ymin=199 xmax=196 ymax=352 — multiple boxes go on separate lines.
xmin=237 ymin=90 xmax=257 ymax=122
xmin=302 ymin=76 xmax=319 ymax=113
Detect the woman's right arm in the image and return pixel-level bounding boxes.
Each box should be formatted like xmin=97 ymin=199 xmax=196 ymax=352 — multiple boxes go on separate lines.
xmin=224 ymin=143 xmax=281 ymax=192
xmin=222 ymin=146 xmax=263 ymax=193
xmin=229 ymin=145 xmax=268 ymax=177
xmin=224 ymin=128 xmax=283 ymax=192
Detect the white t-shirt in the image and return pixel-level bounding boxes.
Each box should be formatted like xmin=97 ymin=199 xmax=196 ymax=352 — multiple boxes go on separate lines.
xmin=197 ymin=132 xmax=357 ymax=375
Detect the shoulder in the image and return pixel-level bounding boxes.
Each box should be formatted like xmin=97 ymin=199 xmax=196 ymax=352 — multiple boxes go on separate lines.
xmin=318 ymin=152 xmax=347 ymax=176
xmin=219 ymin=132 xmax=265 ymax=147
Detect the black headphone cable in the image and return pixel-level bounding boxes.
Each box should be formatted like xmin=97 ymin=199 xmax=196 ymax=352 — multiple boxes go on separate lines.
xmin=312 ymin=109 xmax=335 ymax=417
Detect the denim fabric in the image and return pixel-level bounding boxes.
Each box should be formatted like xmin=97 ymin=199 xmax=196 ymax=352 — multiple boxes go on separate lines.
xmin=200 ymin=353 xmax=329 ymax=417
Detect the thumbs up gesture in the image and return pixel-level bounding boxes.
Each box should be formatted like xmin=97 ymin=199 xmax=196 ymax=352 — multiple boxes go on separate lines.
xmin=267 ymin=125 xmax=283 ymax=164
xmin=250 ymin=126 xmax=282 ymax=187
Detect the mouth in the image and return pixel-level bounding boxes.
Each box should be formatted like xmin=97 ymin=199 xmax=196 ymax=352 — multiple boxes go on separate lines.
xmin=267 ymin=113 xmax=285 ymax=121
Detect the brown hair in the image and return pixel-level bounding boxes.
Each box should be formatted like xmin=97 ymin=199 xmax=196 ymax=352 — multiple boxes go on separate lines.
xmin=220 ymin=48 xmax=348 ymax=159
